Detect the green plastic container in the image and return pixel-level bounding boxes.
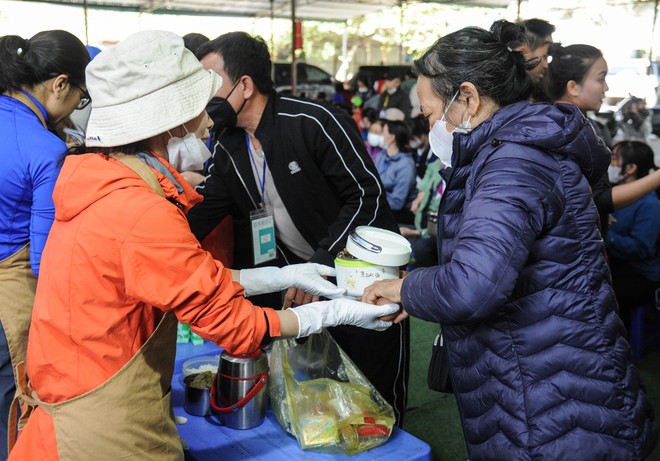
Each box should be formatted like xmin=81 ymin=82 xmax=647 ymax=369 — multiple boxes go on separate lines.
xmin=177 ymin=322 xmax=191 ymax=344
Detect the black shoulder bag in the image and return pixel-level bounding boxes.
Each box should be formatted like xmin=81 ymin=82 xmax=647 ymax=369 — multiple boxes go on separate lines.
xmin=427 ymin=327 xmax=453 ymax=393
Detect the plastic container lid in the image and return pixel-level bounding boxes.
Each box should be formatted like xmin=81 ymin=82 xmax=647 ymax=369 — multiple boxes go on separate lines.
xmin=182 ymin=355 xmax=220 ymax=377
xmin=346 ymin=226 xmax=411 ymax=267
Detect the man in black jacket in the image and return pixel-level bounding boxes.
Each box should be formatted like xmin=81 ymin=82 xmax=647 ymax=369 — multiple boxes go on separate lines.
xmin=187 ymin=32 xmax=409 ymax=426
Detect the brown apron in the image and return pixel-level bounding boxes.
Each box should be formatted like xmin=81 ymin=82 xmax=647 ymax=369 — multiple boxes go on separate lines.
xmin=0 ymin=245 xmax=37 ymax=453
xmin=0 ymin=92 xmax=49 ymax=453
xmin=14 ymin=151 xmax=182 ymax=458
xmin=20 ymin=312 xmax=183 ymax=460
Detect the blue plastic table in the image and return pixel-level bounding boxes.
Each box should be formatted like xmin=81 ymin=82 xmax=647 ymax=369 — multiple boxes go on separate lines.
xmin=173 ymin=341 xmax=432 ymax=461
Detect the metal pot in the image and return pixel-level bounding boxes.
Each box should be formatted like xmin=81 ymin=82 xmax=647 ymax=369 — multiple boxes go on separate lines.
xmin=210 ymin=349 xmax=269 ymax=429
xmin=183 ymin=373 xmax=212 ymax=416
xmin=182 ymin=356 xmax=219 ymax=417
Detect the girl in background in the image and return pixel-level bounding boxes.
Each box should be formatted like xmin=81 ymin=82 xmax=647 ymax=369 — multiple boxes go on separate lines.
xmin=605 ymin=140 xmax=660 ymax=328
xmin=375 ymin=120 xmax=417 ymax=225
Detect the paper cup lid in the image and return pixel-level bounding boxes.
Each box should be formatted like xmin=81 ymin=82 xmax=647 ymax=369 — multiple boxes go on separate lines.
xmin=346 ymin=226 xmax=411 ymax=267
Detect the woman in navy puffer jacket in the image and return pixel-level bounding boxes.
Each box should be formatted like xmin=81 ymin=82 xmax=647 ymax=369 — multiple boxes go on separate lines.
xmin=363 ymin=23 xmax=658 ymax=461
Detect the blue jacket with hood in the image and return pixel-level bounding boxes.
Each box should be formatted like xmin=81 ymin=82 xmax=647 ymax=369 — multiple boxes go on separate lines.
xmin=401 ymin=101 xmax=658 ymax=460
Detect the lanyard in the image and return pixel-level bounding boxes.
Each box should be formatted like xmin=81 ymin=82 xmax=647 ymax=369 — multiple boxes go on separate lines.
xmin=12 ymin=90 xmax=48 ymax=129
xmin=245 ymin=132 xmax=267 ymax=207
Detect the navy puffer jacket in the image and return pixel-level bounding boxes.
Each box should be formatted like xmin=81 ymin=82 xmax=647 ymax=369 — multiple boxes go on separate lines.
xmin=401 ymin=101 xmax=658 ymax=460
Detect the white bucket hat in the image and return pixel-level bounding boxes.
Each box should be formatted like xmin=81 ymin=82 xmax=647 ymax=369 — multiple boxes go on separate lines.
xmin=85 ymin=30 xmax=222 ymax=147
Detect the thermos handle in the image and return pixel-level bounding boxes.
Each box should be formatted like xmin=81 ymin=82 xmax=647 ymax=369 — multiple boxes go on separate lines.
xmin=210 ymin=370 xmax=269 ymax=414
xmin=349 ymin=230 xmax=382 ymax=254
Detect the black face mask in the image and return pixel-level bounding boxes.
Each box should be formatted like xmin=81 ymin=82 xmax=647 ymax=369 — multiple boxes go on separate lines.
xmin=206 ymin=80 xmax=246 ymax=135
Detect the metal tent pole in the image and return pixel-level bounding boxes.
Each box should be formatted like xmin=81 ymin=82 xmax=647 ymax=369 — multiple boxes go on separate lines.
xmin=291 ymin=0 xmax=297 ymax=96
xmin=83 ymin=0 xmax=89 ymax=45
xmin=270 ymin=0 xmax=275 ymax=56
xmin=399 ymin=0 xmax=404 ymax=63
xmin=651 ymin=0 xmax=659 ymax=60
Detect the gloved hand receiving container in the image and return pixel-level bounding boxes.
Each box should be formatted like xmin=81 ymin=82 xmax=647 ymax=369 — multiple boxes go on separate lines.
xmin=237 ymin=262 xmax=400 ymax=337
xmin=239 ymin=263 xmax=345 ymax=298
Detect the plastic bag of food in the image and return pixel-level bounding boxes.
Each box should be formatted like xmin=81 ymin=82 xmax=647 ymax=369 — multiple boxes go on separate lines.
xmin=269 ymin=329 xmax=394 ymax=454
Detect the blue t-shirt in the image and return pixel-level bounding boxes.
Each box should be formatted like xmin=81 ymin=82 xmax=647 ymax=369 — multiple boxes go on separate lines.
xmin=0 ymin=95 xmax=67 ymax=276
xmin=606 ymin=191 xmax=660 ymax=283
xmin=374 ymin=150 xmax=416 ymax=211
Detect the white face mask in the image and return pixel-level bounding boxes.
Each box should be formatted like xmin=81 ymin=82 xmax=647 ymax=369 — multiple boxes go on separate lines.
xmin=367 ymin=133 xmax=384 ymax=148
xmin=379 ymin=135 xmax=391 ymax=149
xmin=428 ymin=91 xmax=472 ymax=168
xmin=607 ymin=165 xmax=623 ymax=184
xmin=410 ymin=138 xmax=422 ymax=149
xmin=166 ymin=128 xmax=212 ymax=172
xmin=387 ymin=87 xmax=397 ymax=95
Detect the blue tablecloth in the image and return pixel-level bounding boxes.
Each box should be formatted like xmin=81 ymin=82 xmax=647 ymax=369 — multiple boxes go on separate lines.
xmin=173 ymin=341 xmax=431 ymax=461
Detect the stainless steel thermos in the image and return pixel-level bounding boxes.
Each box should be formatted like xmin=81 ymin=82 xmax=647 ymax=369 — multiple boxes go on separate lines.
xmin=210 ymin=349 xmax=269 ymax=429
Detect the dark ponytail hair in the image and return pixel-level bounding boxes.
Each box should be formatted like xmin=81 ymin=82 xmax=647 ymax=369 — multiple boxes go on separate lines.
xmin=413 ymin=23 xmax=533 ymax=107
xmin=546 ymin=43 xmax=603 ymax=103
xmin=0 ymin=30 xmax=89 ymax=93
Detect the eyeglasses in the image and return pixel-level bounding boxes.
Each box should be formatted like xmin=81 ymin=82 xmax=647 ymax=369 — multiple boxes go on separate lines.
xmin=73 ymin=83 xmax=91 ymax=110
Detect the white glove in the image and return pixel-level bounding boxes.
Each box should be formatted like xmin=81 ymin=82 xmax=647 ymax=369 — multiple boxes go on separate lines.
xmin=239 ymin=263 xmax=345 ymax=298
xmin=291 ymin=298 xmax=400 ymax=338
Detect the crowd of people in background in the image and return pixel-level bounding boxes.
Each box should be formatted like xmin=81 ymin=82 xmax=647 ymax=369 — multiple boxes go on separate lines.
xmin=331 ymin=18 xmax=660 ymax=307
xmin=1 ymin=13 xmax=660 ymax=461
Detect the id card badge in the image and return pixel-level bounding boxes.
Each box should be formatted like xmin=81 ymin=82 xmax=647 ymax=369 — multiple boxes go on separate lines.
xmin=250 ymin=207 xmax=276 ymax=265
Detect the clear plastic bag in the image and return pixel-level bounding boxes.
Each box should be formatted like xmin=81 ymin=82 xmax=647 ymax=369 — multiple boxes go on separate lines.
xmin=269 ymin=330 xmax=395 ymax=455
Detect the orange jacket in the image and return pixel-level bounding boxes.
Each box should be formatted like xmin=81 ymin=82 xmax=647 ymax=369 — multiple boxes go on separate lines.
xmin=26 ymin=152 xmax=281 ymax=402
xmin=12 ymin=153 xmax=281 ymax=459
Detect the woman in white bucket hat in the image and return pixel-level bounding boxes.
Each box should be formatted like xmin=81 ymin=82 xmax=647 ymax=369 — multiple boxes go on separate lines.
xmin=10 ymin=30 xmax=398 ymax=461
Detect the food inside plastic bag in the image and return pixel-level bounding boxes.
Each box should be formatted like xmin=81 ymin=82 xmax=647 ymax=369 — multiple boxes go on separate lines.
xmin=269 ymin=330 xmax=395 ymax=454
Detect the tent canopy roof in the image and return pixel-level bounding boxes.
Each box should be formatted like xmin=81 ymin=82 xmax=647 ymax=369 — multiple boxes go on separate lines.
xmin=41 ymin=0 xmax=513 ymax=21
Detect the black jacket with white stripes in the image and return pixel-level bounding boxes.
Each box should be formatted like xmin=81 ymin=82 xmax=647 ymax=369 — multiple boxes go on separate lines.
xmin=187 ymin=92 xmax=398 ymax=268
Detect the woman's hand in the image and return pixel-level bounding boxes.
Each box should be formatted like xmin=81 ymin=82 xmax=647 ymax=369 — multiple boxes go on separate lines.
xmin=362 ymin=278 xmax=404 ymax=304
xmin=410 ymin=191 xmax=426 ymax=214
xmin=361 ymin=277 xmax=409 ymax=324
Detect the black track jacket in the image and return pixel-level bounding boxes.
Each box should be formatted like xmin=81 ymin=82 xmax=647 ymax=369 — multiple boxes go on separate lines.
xmin=187 ymin=93 xmax=398 ymax=268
